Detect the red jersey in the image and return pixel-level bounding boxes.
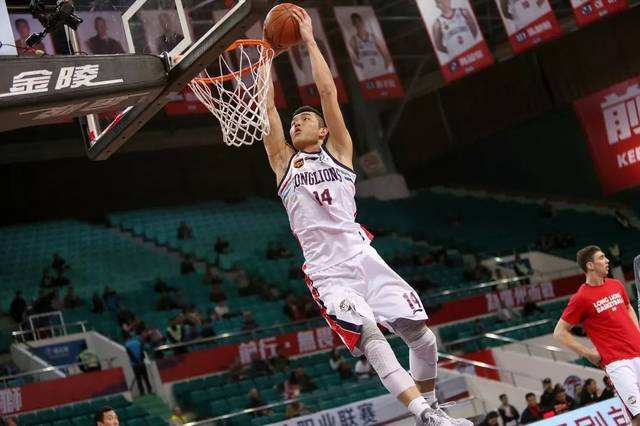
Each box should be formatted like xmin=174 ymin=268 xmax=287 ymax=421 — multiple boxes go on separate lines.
xmin=561 ymin=278 xmax=640 ymax=366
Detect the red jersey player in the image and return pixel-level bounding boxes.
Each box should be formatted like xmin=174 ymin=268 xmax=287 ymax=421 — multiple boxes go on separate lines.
xmin=554 ymin=245 xmax=640 ymax=424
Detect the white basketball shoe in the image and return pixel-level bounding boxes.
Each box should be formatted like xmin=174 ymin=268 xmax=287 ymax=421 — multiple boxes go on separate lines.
xmin=429 ymin=402 xmax=474 ymax=426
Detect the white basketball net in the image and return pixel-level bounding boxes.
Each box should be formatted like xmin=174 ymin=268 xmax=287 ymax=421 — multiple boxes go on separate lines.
xmin=188 ymin=40 xmax=274 ymax=147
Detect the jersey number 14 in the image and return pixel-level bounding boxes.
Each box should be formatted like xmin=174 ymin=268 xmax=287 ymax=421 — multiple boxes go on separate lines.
xmin=313 ymin=189 xmax=333 ymax=206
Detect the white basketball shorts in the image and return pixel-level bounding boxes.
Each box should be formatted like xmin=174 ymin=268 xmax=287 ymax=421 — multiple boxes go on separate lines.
xmin=605 ymin=357 xmax=640 ymax=418
xmin=303 ymin=244 xmax=429 ymax=355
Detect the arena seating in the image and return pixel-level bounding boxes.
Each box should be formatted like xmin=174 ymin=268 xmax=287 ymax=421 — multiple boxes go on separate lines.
xmin=15 ymin=394 xmax=164 ymax=426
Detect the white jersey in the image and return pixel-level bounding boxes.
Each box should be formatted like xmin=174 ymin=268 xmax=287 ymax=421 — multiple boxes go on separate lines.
xmin=350 ymin=32 xmax=387 ymax=79
xmin=278 ymin=147 xmax=371 ymax=274
xmin=507 ymin=0 xmax=548 ymax=32
xmin=437 ymin=8 xmax=476 ymax=59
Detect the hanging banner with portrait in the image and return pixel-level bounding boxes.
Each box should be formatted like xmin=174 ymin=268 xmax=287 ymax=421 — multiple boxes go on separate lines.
xmin=493 ymin=0 xmax=562 ymax=53
xmin=416 ymin=0 xmax=493 ymax=82
xmin=286 ymin=8 xmax=347 ymax=105
xmin=334 ymin=6 xmax=404 ymax=100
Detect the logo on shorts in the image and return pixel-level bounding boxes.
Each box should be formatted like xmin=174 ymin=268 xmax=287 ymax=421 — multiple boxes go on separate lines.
xmin=339 ymin=299 xmax=352 ymax=312
xmin=294 ymin=158 xmax=304 ymax=168
xmin=629 ymin=396 xmax=637 ymax=405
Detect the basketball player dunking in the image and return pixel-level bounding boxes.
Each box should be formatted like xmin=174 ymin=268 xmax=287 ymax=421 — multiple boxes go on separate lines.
xmin=432 ymin=0 xmax=478 ymax=60
xmin=262 ymin=8 xmax=471 ymax=426
xmin=554 ymin=246 xmax=640 ymax=424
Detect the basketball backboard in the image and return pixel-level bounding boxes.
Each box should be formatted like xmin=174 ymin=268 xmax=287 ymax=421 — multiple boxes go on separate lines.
xmin=0 ymin=0 xmax=272 ymax=160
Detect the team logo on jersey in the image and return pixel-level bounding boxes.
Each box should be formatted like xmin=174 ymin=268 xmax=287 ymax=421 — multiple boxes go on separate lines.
xmin=294 ymin=158 xmax=305 ymax=168
xmin=629 ymin=396 xmax=637 ymax=405
xmin=339 ymin=299 xmax=353 ymax=312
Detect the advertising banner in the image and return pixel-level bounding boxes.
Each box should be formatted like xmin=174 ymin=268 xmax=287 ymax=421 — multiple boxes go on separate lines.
xmin=574 ymin=78 xmax=640 ymax=194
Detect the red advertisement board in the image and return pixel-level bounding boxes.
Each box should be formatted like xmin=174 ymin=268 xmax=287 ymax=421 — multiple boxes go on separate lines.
xmin=415 ymin=0 xmax=494 ymax=83
xmin=494 ymin=0 xmax=562 ymax=53
xmin=574 ymin=77 xmax=640 ymax=194
xmin=569 ymin=0 xmax=628 ymax=27
xmin=0 ymin=368 xmax=127 ymax=416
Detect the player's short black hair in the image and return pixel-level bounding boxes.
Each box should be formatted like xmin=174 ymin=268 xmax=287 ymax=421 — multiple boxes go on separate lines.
xmin=499 ymin=394 xmax=507 ymax=400
xmin=485 ymin=411 xmax=499 ymax=420
xmin=576 ymin=245 xmax=602 ymax=273
xmin=292 ymin=106 xmax=325 ymax=128
xmin=525 ymin=392 xmax=535 ymax=399
xmin=350 ymin=13 xmax=363 ymax=24
xmin=15 ymin=18 xmax=28 ymax=27
xmin=94 ymin=406 xmax=115 ymax=424
xmin=94 ymin=16 xmax=106 ymax=25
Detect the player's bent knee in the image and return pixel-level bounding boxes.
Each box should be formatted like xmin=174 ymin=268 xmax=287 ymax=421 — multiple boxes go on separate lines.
xmin=392 ymin=318 xmax=436 ymax=350
xmin=358 ymin=319 xmax=402 ymax=379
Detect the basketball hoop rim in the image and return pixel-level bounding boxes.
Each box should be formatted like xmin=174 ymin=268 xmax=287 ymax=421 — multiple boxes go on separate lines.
xmin=192 ymin=38 xmax=274 ymax=84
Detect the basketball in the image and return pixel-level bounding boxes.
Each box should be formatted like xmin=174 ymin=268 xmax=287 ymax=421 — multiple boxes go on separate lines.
xmin=263 ymin=3 xmax=303 ymax=51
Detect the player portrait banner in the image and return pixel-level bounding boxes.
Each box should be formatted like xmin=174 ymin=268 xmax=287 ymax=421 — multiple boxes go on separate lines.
xmin=494 ymin=0 xmax=562 ymax=53
xmin=9 ymin=13 xmax=56 ymax=56
xmin=334 ymin=6 xmax=404 ymax=100
xmin=287 ymin=8 xmax=348 ymax=105
xmin=569 ymin=0 xmax=627 ymax=27
xmin=0 ymin=2 xmax=17 ymax=55
xmin=574 ymin=77 xmax=640 ymax=195
xmin=415 ymin=0 xmax=493 ymax=82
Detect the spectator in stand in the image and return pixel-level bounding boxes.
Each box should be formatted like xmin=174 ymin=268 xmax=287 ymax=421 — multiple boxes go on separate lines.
xmin=51 ymin=253 xmax=70 ymax=274
xmin=176 ymin=221 xmax=193 ymax=240
xmin=41 ymin=268 xmax=54 ymax=288
xmin=285 ymin=401 xmax=309 ymax=419
xmin=269 ymin=345 xmax=290 ymax=373
xmin=283 ymin=371 xmax=301 ymax=399
xmin=513 ymin=253 xmax=531 ymax=281
xmin=599 ymin=376 xmax=615 ymax=401
xmin=354 ymin=356 xmax=373 ymax=380
xmin=215 ymin=236 xmax=230 ymax=254
xmin=210 ymin=283 xmax=227 ymax=303
xmin=124 ymin=331 xmax=152 ymax=395
xmin=478 ymin=411 xmax=499 ymax=426
xmin=283 ymin=294 xmax=305 ymax=321
xmin=579 ymin=378 xmax=599 ymax=406
xmin=140 ymin=326 xmax=165 ymax=352
xmin=250 ymin=352 xmax=272 ymax=376
xmin=214 ymin=299 xmax=238 ymax=319
xmin=288 ymin=263 xmax=303 ymax=279
xmin=166 ymin=317 xmax=186 ymax=354
xmin=294 ymin=367 xmax=317 ymax=393
xmin=552 ymin=387 xmax=576 ymax=414
xmin=52 ymin=268 xmax=70 ymax=287
xmin=201 ymin=317 xmax=215 ymax=338
xmin=520 ymin=393 xmax=542 ymax=424
xmin=202 ymin=265 xmax=222 ymax=285
xmin=522 ymin=295 xmax=544 ymax=317
xmin=180 ymin=255 xmax=196 ymax=275
xmin=497 ymin=394 xmax=519 ymax=426
xmin=91 ymin=292 xmax=105 ymax=313
xmin=473 ymin=319 xmax=485 ymax=335
xmin=154 ymin=277 xmax=176 ymax=293
xmin=329 ymin=348 xmax=353 ymax=380
xmin=9 ymin=291 xmax=27 ymax=323
xmin=94 ymin=406 xmax=119 ymax=426
xmin=540 ymin=378 xmax=555 ymax=409
xmin=33 ymin=289 xmax=53 ymax=314
xmin=156 ymin=290 xmax=178 ymax=311
xmin=246 ymin=388 xmax=272 ymax=417
xmin=103 ymin=286 xmax=120 ymax=310
xmin=50 ymin=289 xmax=63 ymax=310
xmin=169 ymin=406 xmax=188 ymax=425
xmin=496 ymin=299 xmax=520 ymax=323
xmin=228 ymin=355 xmax=247 ymax=381
xmin=63 ymin=286 xmax=84 ymax=308
xmin=78 ymin=342 xmax=101 ymax=372
xmin=241 ymin=311 xmax=259 ymax=331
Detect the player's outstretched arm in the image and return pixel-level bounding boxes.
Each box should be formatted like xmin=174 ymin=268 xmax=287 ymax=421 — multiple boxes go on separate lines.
xmin=292 ymin=8 xmax=353 ymax=168
xmin=553 ymin=319 xmax=601 ymax=365
xmin=264 ymin=77 xmax=295 ymax=184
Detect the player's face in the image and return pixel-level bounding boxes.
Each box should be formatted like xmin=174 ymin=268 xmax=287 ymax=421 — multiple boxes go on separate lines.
xmin=526 ymin=395 xmax=536 ymax=406
xmin=290 ymin=112 xmax=327 ymax=150
xmin=588 ymin=251 xmax=609 ymax=277
xmin=98 ymin=411 xmax=119 ymax=426
xmin=96 ymin=19 xmax=107 ymax=36
xmin=435 ymin=0 xmax=451 ymax=10
xmin=17 ymin=22 xmax=30 ymax=38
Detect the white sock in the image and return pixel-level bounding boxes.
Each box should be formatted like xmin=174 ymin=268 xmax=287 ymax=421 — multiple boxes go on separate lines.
xmin=422 ymin=390 xmax=437 ymax=405
xmin=407 ymin=396 xmax=430 ymax=417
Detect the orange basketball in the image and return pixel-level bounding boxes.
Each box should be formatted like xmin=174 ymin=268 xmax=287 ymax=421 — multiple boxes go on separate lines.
xmin=263 ymin=3 xmax=303 ymax=51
